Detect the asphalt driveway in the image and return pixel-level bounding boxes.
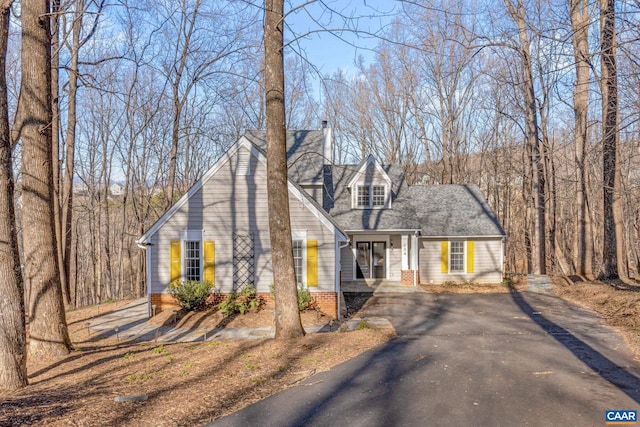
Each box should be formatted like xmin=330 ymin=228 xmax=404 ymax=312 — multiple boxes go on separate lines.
xmin=210 ymin=290 xmax=640 ymax=427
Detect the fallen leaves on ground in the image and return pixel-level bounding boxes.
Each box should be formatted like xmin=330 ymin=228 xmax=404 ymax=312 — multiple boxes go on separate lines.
xmin=0 ymin=303 xmax=394 ymax=426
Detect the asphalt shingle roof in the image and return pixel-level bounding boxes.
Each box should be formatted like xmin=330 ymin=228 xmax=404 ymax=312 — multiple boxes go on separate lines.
xmin=244 ymin=130 xmax=325 ymax=184
xmin=244 ymin=130 xmax=506 ymax=238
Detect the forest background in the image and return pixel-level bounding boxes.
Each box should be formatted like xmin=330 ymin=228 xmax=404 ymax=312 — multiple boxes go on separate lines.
xmin=1 ymin=0 xmax=638 ymax=309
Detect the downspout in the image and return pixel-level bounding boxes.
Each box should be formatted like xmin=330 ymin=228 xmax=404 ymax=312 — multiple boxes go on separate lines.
xmin=136 ymin=239 xmax=151 ymax=317
xmin=413 ymin=231 xmax=420 ymax=287
xmin=501 ymin=236 xmax=506 ymax=282
xmin=337 ymin=238 xmax=350 ymax=319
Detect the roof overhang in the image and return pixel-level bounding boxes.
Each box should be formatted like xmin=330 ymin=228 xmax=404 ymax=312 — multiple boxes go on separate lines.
xmin=419 ymin=235 xmax=507 ymax=239
xmin=346 ymin=155 xmax=392 ymax=189
xmin=344 ymin=229 xmax=421 ymax=234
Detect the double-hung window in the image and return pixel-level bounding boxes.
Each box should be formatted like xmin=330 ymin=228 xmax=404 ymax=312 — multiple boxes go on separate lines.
xmin=291 ymin=230 xmax=318 ymax=287
xmin=372 ymin=185 xmax=386 ymax=206
xmin=170 ymin=231 xmax=215 ymax=284
xmin=184 ymin=240 xmax=201 ymax=281
xmin=293 ymin=239 xmax=304 ymax=285
xmin=449 ymin=241 xmax=465 ymax=273
xmin=357 ymin=186 xmax=370 ymax=207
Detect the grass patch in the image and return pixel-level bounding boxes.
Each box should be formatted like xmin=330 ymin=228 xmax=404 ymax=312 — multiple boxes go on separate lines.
xmin=127 ymin=373 xmax=152 ymax=382
xmin=151 ymin=345 xmax=166 ymax=355
xmin=357 ymin=319 xmax=370 ymax=330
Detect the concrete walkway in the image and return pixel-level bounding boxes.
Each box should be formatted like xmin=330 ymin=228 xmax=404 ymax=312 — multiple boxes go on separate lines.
xmin=341 ymin=280 xmax=424 ymax=293
xmin=85 ymin=298 xmax=391 ymax=343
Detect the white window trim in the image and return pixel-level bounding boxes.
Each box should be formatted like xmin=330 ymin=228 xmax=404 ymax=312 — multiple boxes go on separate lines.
xmin=352 ymin=183 xmax=389 ymax=209
xmin=372 ymin=184 xmax=386 ymax=207
xmin=292 ymin=230 xmax=307 ymax=286
xmin=356 ymin=185 xmax=370 ymax=208
xmin=448 ymin=240 xmax=467 ymax=274
xmin=181 ymin=230 xmax=203 ymax=281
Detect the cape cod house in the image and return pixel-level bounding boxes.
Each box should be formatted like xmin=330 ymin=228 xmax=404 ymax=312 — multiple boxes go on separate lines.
xmin=137 ymin=127 xmax=506 ymax=318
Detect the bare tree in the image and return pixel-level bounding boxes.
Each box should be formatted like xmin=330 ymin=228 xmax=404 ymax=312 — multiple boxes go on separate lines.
xmin=20 ymin=0 xmax=71 ymax=358
xmin=599 ymin=0 xmax=626 ymax=279
xmin=0 ymin=0 xmax=27 ymax=390
xmin=265 ymin=0 xmax=305 ymax=339
xmin=570 ymin=0 xmax=594 ymax=277
xmin=157 ymin=0 xmax=254 ymax=207
xmin=504 ymin=0 xmax=546 ymax=275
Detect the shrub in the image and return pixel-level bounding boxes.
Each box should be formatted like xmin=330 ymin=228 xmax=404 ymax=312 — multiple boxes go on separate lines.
xmin=219 ymin=286 xmax=261 ymax=315
xmin=297 ymin=283 xmax=314 ymax=311
xmin=167 ymin=280 xmax=214 ymax=311
xmin=270 ymin=283 xmax=315 ymax=312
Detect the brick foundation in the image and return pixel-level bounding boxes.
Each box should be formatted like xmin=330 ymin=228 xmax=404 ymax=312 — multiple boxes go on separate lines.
xmin=149 ymin=293 xmax=181 ymax=312
xmin=401 ymin=270 xmax=419 ymax=286
xmin=149 ymin=291 xmax=338 ymax=319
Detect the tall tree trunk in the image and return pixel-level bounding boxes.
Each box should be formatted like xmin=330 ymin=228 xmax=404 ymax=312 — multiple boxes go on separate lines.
xmin=505 ymin=0 xmax=546 ymax=275
xmin=165 ymin=0 xmax=202 ymax=209
xmin=50 ymin=0 xmax=70 ymax=307
xmin=0 ymin=0 xmax=28 ymax=390
xmin=570 ymin=0 xmax=593 ymax=277
xmin=540 ymin=125 xmax=556 ymax=273
xmin=264 ymin=0 xmax=304 ymax=339
xmin=599 ymin=0 xmax=626 ymax=279
xmin=21 ymin=0 xmax=71 ymax=358
xmin=60 ymin=0 xmax=83 ymax=306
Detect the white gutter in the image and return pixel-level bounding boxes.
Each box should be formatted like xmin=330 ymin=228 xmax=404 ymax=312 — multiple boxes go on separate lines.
xmin=420 ymin=235 xmax=506 ymax=239
xmin=135 ymin=239 xmax=152 ymax=317
xmin=345 ymin=229 xmax=421 ymax=234
xmin=135 ymin=238 xmax=148 ymax=250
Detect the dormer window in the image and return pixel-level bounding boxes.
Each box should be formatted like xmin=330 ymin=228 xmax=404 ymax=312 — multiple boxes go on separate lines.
xmin=348 ymin=155 xmax=392 ymax=209
xmin=356 ymin=184 xmax=387 ymax=208
xmin=357 ymin=186 xmax=370 ymax=207
xmin=372 ymin=185 xmax=385 ymax=206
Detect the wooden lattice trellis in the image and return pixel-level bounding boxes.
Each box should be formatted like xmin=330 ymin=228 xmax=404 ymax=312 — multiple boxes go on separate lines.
xmin=233 ymin=232 xmax=255 ymax=291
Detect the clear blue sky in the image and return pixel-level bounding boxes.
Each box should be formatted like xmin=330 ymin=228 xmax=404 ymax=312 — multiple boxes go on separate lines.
xmin=284 ymin=0 xmax=398 ymax=77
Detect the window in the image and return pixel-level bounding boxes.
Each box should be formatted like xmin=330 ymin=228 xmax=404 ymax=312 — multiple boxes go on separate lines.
xmin=185 ymin=240 xmax=201 ymax=281
xmin=293 ymin=240 xmax=304 ymax=284
xmin=372 ymin=185 xmax=386 ymax=206
xmin=357 ymin=186 xmax=370 ymax=207
xmin=356 ymin=184 xmax=386 ymax=208
xmin=450 ymin=241 xmax=464 ymax=273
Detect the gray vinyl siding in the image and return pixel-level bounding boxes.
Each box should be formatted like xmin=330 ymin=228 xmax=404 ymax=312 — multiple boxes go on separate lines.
xmin=340 ymin=246 xmax=353 ymax=281
xmin=418 ymin=237 xmax=503 ymax=284
xmin=148 ymin=147 xmax=336 ymax=295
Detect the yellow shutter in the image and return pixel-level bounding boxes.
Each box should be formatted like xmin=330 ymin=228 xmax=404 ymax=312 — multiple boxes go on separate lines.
xmin=467 ymin=240 xmax=474 ymax=273
xmin=307 ymin=239 xmax=318 ymax=287
xmin=441 ymin=241 xmax=449 ymax=273
xmin=204 ymin=240 xmax=215 ymax=284
xmin=170 ymin=240 xmax=181 ymax=282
